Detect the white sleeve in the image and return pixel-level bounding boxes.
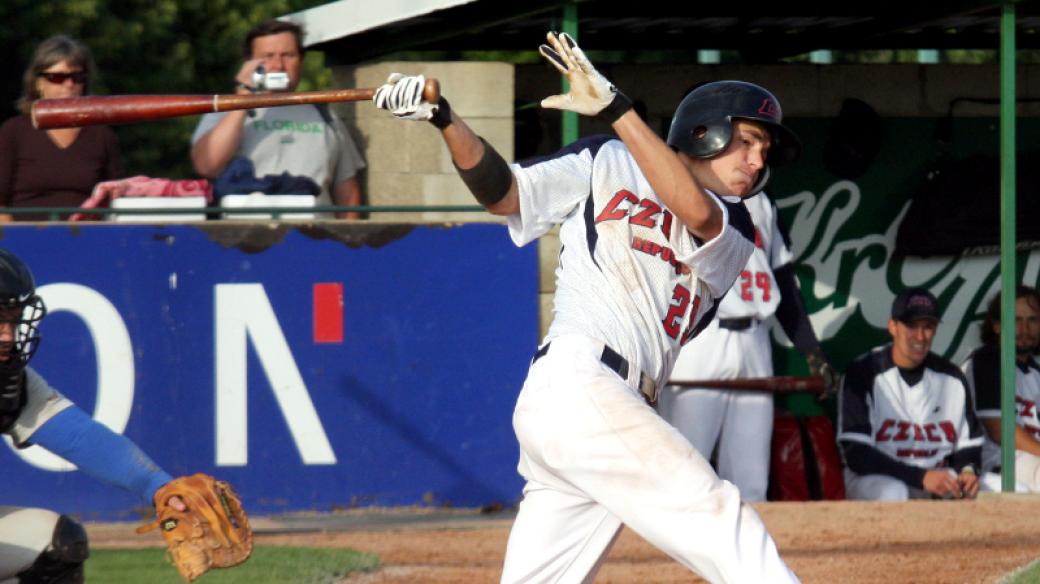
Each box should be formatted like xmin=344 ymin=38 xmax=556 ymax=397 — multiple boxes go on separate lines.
xmin=7 ymin=368 xmax=72 ymax=446
xmin=506 ymin=148 xmax=596 ymax=247
xmin=672 ymin=196 xmax=755 ymax=298
xmin=191 ymin=112 xmax=225 ymax=144
xmin=332 ymin=117 xmax=366 ymax=183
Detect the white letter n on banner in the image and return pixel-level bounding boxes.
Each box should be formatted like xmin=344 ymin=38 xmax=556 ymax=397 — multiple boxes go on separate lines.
xmin=215 ymin=283 xmax=336 ymax=465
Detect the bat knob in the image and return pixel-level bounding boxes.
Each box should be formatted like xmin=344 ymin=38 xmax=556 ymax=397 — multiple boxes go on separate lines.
xmin=422 ymin=78 xmax=441 ymax=104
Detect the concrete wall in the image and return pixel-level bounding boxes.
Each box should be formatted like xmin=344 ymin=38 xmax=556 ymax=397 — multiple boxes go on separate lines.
xmin=331 ymin=62 xmax=514 ymax=223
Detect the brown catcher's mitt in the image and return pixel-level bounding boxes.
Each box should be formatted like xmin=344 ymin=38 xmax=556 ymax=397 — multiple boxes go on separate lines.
xmin=136 ymin=473 xmax=253 ymax=582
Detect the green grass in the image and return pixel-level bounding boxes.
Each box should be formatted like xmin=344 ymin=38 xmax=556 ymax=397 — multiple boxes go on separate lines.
xmin=1005 ymin=559 xmax=1040 ymax=584
xmin=85 ymin=545 xmax=380 ymax=584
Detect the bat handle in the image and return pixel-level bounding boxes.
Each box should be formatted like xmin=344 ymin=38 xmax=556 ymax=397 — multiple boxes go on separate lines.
xmin=422 ymin=78 xmax=441 ymax=103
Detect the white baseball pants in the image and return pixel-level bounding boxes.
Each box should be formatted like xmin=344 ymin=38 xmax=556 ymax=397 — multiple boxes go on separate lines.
xmin=0 ymin=507 xmax=61 ymax=583
xmin=661 ymin=320 xmax=774 ymax=501
xmin=979 ymin=450 xmax=1040 ymax=493
xmin=500 ymin=335 xmax=798 ymax=584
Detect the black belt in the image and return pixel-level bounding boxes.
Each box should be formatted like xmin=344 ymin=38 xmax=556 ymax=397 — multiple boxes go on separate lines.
xmin=532 ymin=342 xmax=658 ymax=406
xmin=718 ymin=317 xmax=754 ymax=331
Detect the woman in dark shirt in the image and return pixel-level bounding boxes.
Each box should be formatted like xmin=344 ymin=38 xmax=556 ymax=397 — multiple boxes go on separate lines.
xmin=0 ymin=35 xmax=122 ymax=221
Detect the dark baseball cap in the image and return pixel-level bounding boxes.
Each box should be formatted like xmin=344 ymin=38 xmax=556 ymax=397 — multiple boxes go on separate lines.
xmin=891 ymin=288 xmax=941 ymax=323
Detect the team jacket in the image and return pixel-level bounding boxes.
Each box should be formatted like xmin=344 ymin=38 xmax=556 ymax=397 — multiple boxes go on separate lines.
xmin=962 ymin=344 xmax=1040 ymax=470
xmin=507 ymin=135 xmax=756 ymax=387
xmin=838 ymin=345 xmax=984 ymax=487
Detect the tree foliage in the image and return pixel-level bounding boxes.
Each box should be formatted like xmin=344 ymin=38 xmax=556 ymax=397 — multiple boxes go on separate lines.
xmin=0 ymin=0 xmax=331 ymax=178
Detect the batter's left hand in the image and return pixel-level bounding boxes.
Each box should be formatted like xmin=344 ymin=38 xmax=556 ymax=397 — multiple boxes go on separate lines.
xmin=538 ymin=32 xmax=631 ymax=122
xmin=373 ymin=73 xmax=439 ymax=121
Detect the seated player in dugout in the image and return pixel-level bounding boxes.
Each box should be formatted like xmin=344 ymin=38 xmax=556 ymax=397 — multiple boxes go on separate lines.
xmin=0 ymin=249 xmax=188 ymax=583
xmin=962 ymin=285 xmax=1040 ymax=492
xmin=838 ymin=288 xmax=985 ymax=501
xmin=372 ymin=32 xmax=802 ymax=583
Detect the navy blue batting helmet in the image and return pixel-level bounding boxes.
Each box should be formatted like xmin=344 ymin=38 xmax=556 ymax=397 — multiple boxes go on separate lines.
xmin=666 ymin=80 xmax=801 ymax=167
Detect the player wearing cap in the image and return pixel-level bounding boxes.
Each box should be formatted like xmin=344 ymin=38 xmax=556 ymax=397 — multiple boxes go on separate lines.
xmin=838 ymin=288 xmax=985 ymax=501
xmin=372 ymin=32 xmax=801 ymax=583
xmin=962 ymin=285 xmax=1040 ymax=492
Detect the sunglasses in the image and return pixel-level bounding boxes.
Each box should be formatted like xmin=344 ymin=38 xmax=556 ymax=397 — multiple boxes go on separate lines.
xmin=38 ymin=71 xmax=87 ymax=84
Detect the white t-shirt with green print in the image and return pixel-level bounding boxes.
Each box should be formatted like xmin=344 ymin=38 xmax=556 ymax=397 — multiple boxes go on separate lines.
xmin=192 ymin=104 xmax=365 ymax=207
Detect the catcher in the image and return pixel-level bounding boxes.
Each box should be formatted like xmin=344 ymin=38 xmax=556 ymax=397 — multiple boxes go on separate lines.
xmin=0 ymin=249 xmax=250 ymax=583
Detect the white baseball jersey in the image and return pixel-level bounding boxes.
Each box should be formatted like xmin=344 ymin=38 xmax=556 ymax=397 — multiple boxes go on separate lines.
xmin=509 ymin=135 xmax=756 ymax=386
xmin=713 ymin=192 xmax=792 ymax=321
xmin=502 ymin=135 xmax=796 ymax=583
xmin=839 ymin=346 xmax=984 ymax=471
xmin=4 ymin=367 xmax=71 ymax=447
xmin=962 ymin=344 xmax=1040 ymax=471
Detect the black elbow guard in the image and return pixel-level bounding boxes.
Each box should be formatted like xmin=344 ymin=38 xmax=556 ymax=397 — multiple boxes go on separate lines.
xmin=455 ymin=137 xmax=513 ymax=207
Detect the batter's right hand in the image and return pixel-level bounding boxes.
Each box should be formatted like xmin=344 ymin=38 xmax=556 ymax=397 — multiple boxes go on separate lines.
xmin=538 ymin=32 xmax=631 ymax=123
xmin=373 ymin=73 xmax=439 ymax=121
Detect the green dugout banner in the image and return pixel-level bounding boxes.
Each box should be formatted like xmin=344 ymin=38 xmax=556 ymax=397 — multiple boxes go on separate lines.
xmin=767 ymin=117 xmax=1040 ymax=414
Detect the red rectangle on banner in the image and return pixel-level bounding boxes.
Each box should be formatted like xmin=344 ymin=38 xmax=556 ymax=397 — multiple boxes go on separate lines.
xmin=313 ymin=283 xmax=343 ymax=343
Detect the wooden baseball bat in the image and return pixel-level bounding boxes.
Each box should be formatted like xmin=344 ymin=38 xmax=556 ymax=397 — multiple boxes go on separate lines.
xmin=31 ymin=78 xmax=441 ymax=129
xmin=667 ymin=375 xmax=827 ymax=394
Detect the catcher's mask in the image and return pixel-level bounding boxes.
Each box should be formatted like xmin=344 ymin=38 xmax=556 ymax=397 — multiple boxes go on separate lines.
xmin=666 ymin=80 xmax=801 ymax=196
xmin=0 ymin=249 xmax=45 ymax=373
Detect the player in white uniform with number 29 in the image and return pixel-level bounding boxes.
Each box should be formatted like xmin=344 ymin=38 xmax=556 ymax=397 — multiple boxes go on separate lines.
xmin=374 ymin=32 xmax=802 ymax=583
xmin=662 ymin=189 xmax=832 ymax=501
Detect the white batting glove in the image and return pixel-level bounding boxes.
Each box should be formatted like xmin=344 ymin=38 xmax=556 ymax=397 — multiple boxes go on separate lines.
xmin=538 ymin=32 xmax=631 ymax=122
xmin=373 ymin=73 xmax=439 ymax=121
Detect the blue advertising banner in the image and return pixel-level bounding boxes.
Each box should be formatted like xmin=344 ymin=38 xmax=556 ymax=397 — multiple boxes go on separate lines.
xmin=1 ymin=222 xmax=538 ymax=520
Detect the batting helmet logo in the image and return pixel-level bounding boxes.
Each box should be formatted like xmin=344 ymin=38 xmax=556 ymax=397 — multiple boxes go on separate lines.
xmin=758 ymin=98 xmax=779 ymax=118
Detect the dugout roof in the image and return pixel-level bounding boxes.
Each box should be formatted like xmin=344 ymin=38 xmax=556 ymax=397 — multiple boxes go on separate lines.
xmin=291 ymin=0 xmax=1040 ymax=65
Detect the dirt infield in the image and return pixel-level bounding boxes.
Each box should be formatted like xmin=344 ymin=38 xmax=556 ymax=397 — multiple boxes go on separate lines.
xmin=89 ymin=494 xmax=1040 ymax=583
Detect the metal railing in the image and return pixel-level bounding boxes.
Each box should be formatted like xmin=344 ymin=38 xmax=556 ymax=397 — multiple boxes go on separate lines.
xmin=1 ymin=205 xmax=488 ymax=221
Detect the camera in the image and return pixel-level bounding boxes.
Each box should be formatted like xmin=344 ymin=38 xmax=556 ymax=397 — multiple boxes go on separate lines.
xmin=251 ymin=64 xmax=289 ymax=91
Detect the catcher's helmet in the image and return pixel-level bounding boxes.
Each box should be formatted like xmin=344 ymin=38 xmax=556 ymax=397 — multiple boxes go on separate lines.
xmin=0 ymin=249 xmax=45 ymax=371
xmin=667 ymin=80 xmax=801 ymax=169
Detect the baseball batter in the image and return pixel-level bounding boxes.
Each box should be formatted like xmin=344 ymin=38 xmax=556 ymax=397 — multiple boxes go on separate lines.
xmin=660 ymin=189 xmax=831 ymax=501
xmin=962 ymin=286 xmax=1040 ymax=492
xmin=838 ymin=288 xmax=984 ymax=501
xmin=0 ymin=249 xmax=185 ymax=583
xmin=374 ymin=32 xmax=801 ymax=582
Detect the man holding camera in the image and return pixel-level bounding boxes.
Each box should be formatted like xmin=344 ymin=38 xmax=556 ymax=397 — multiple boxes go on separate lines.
xmin=190 ymin=19 xmax=365 ymax=219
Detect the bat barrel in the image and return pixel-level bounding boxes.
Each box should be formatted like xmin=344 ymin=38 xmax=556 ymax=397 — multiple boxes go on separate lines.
xmin=31 ymin=77 xmax=442 ymax=130
xmin=32 ymin=95 xmax=217 ymax=129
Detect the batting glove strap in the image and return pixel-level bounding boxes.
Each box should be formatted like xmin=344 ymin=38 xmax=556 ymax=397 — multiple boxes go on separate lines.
xmin=597 ymin=90 xmax=633 ymax=125
xmin=429 ymin=97 xmax=453 ymax=129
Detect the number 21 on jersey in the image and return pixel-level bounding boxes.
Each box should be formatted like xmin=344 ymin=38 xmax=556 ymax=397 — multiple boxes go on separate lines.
xmin=663 ymin=284 xmax=701 ymax=345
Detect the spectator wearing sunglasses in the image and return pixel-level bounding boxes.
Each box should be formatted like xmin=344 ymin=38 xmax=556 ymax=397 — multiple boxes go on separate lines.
xmin=0 ymin=35 xmax=122 ymax=221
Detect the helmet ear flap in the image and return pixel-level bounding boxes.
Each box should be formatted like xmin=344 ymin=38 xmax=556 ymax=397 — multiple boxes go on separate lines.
xmin=688 ymin=119 xmax=733 ymax=159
